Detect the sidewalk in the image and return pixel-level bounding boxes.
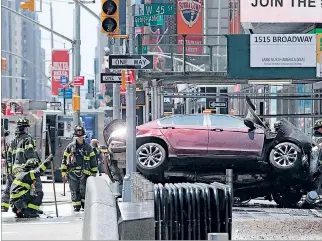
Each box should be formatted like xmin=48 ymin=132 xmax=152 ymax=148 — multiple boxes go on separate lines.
xmin=1 ymin=182 xmax=83 ymax=240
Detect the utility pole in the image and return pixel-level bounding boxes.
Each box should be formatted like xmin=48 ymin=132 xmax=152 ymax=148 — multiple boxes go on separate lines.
xmin=50 ymin=2 xmax=55 ymax=101
xmin=73 ymin=2 xmax=81 ymax=127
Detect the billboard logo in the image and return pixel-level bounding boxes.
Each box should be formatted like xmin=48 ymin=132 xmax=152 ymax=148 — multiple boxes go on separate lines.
xmin=178 ymin=0 xmax=202 ymax=28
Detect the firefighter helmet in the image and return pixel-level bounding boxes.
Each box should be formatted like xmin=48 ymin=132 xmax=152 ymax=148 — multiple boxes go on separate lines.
xmin=22 ymin=158 xmax=38 ymax=170
xmin=74 ymin=125 xmax=85 ymax=137
xmin=314 ymin=119 xmax=322 ymax=130
xmin=17 ymin=118 xmax=30 ymax=128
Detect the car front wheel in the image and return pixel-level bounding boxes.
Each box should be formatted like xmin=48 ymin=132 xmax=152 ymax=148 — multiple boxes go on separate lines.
xmin=136 ymin=142 xmax=167 ymax=176
xmin=269 ymin=142 xmax=302 ymax=171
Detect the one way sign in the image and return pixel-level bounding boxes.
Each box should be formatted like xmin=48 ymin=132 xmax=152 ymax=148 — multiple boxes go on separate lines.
xmin=207 ymin=100 xmax=227 ymax=109
xmin=108 ymin=55 xmax=154 ymax=70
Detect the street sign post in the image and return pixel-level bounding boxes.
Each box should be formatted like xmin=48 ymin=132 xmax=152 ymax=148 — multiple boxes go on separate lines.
xmin=207 ymin=100 xmax=227 ymax=109
xmin=134 ymin=14 xmax=163 ymax=27
xmin=101 ymin=73 xmax=122 ymax=83
xmin=73 ymin=76 xmax=85 ymax=86
xmin=143 ymin=4 xmax=175 ymax=15
xmin=108 ymin=55 xmax=154 ymax=70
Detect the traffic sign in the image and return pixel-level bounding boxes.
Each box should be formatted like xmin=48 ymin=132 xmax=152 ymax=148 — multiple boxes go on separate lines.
xmin=143 ymin=4 xmax=175 ymax=15
xmin=108 ymin=55 xmax=154 ymax=70
xmin=60 ymin=75 xmax=68 ymax=86
xmin=100 ymin=73 xmax=122 ymax=83
xmin=207 ymin=100 xmax=227 ymax=109
xmin=74 ymin=76 xmax=84 ymax=86
xmin=134 ymin=14 xmax=163 ymax=27
xmin=58 ymin=88 xmax=72 ymax=99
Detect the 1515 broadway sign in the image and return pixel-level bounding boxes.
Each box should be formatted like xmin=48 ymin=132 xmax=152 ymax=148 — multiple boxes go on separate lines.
xmin=250 ymin=34 xmax=317 ymax=68
xmin=241 ymin=0 xmax=322 ymax=23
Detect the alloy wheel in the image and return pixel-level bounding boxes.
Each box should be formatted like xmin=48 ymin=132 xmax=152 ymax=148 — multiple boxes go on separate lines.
xmin=137 ymin=144 xmax=163 ymax=168
xmin=272 ymin=143 xmax=298 ymax=168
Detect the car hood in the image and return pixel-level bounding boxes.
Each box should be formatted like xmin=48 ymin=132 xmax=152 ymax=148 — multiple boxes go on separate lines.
xmin=103 ymin=119 xmax=126 ymax=146
xmin=244 ymin=96 xmax=268 ymax=130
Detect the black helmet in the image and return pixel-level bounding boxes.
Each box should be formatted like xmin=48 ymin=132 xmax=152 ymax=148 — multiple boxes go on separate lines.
xmin=314 ymin=119 xmax=322 ymax=130
xmin=22 ymin=158 xmax=38 ymax=171
xmin=17 ymin=118 xmax=30 ymax=128
xmin=74 ymin=125 xmax=85 ymax=137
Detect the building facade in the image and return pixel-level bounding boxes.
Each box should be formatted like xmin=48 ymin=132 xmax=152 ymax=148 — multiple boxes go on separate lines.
xmin=1 ymin=2 xmax=46 ymax=101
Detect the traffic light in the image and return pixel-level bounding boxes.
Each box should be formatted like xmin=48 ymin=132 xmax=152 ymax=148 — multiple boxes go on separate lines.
xmin=1 ymin=58 xmax=6 ymax=72
xmin=72 ymin=95 xmax=80 ymax=111
xmin=101 ymin=0 xmax=119 ymax=34
xmin=20 ymin=0 xmax=35 ymax=11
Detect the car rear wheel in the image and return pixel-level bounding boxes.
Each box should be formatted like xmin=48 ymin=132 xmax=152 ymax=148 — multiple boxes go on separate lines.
xmin=136 ymin=142 xmax=167 ymax=175
xmin=269 ymin=142 xmax=302 ymax=171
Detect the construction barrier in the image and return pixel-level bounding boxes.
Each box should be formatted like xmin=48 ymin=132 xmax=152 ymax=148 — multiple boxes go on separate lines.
xmin=154 ymin=182 xmax=232 ymax=240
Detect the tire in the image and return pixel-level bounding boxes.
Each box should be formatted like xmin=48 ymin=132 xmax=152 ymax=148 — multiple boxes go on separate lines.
xmin=136 ymin=142 xmax=167 ymax=175
xmin=269 ymin=142 xmax=302 ymax=171
xmin=272 ymin=190 xmax=303 ymax=208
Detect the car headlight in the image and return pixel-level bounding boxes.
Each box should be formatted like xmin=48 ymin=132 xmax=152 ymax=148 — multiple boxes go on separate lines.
xmin=110 ymin=128 xmax=126 ymax=138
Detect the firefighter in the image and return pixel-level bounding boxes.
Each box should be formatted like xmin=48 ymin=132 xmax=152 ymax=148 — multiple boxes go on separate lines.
xmin=61 ymin=125 xmax=98 ymax=211
xmin=1 ymin=128 xmax=11 ymax=212
xmin=12 ymin=118 xmax=44 ymax=214
xmin=1 ymin=127 xmax=23 ymax=212
xmin=313 ymin=119 xmax=322 ymax=145
xmin=10 ymin=155 xmax=53 ymax=218
xmin=91 ymin=139 xmax=102 ymax=176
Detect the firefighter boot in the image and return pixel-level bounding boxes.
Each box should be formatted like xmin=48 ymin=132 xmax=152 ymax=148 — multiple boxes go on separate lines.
xmin=81 ymin=201 xmax=85 ymax=210
xmin=74 ymin=206 xmax=81 ymax=212
xmin=23 ymin=208 xmax=40 ymax=218
xmin=1 ymin=206 xmax=8 ymax=212
xmin=37 ymin=210 xmax=44 ymax=214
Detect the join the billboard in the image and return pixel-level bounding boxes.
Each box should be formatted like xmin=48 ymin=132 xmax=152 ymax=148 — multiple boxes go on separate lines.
xmin=51 ymin=50 xmax=70 ymax=96
xmin=240 ymin=0 xmax=322 ymax=23
xmin=177 ymin=0 xmax=203 ymax=55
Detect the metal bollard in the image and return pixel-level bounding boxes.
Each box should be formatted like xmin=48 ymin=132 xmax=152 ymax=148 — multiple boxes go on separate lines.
xmin=208 ymin=233 xmax=229 ymax=240
xmin=226 ymin=169 xmax=233 ymax=204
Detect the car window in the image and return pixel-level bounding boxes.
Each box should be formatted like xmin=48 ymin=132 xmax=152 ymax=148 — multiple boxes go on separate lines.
xmin=209 ymin=115 xmax=247 ymax=128
xmin=159 ymin=115 xmax=205 ymax=126
xmin=173 ymin=115 xmax=205 ymax=126
xmin=159 ymin=117 xmax=174 ymax=125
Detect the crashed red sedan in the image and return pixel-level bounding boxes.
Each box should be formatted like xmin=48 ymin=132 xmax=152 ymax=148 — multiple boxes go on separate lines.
xmin=104 ymin=97 xmax=320 ymax=207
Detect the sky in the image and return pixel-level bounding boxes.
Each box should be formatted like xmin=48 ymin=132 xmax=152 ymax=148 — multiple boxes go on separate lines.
xmin=38 ymin=0 xmax=101 ymax=84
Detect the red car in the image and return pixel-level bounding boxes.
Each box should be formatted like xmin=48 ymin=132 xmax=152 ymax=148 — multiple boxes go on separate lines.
xmin=104 ymin=97 xmax=318 ymax=206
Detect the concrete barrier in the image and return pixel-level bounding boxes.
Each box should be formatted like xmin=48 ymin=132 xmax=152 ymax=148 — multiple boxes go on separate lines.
xmin=82 ymin=176 xmax=119 ymax=240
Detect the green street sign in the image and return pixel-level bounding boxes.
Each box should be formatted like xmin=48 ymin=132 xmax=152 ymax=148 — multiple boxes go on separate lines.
xmin=143 ymin=4 xmax=175 ymax=15
xmin=134 ymin=14 xmax=164 ymax=27
xmin=135 ymin=45 xmax=148 ymax=54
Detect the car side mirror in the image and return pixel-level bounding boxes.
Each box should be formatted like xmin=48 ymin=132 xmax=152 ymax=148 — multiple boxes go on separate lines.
xmin=244 ymin=119 xmax=256 ymax=131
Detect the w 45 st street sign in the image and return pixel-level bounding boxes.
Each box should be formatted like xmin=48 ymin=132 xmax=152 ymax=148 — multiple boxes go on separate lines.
xmin=108 ymin=55 xmax=154 ymax=70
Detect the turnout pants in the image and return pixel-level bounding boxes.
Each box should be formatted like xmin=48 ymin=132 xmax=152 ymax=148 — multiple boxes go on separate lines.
xmin=1 ymin=174 xmax=14 ymax=210
xmin=11 ymin=193 xmax=43 ymax=215
xmin=68 ymin=171 xmax=88 ymax=209
xmin=31 ymin=176 xmax=43 ymax=211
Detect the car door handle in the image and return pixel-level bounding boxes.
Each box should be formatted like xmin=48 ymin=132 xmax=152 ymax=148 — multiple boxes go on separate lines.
xmin=211 ymin=128 xmax=223 ymax=132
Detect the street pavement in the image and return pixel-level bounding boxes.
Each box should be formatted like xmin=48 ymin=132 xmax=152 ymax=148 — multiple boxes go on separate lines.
xmin=232 ymin=200 xmax=322 ymax=240
xmin=1 ymin=178 xmax=83 ymax=240
xmin=1 ymin=177 xmax=322 ymax=240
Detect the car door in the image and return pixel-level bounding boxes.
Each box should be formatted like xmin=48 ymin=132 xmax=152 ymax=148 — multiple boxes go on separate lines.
xmin=207 ymin=115 xmax=265 ymax=157
xmin=159 ymin=115 xmax=209 ymax=156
